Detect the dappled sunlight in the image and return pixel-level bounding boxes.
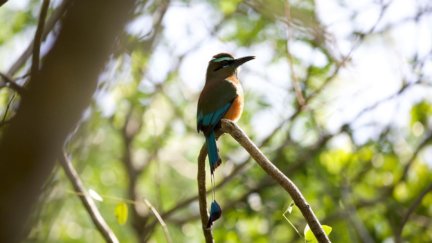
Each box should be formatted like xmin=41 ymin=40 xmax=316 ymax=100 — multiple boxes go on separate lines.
xmin=0 ymin=0 xmax=431 ymax=242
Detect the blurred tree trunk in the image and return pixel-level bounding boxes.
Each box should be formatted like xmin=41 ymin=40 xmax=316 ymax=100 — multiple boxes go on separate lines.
xmin=0 ymin=0 xmax=135 ymax=242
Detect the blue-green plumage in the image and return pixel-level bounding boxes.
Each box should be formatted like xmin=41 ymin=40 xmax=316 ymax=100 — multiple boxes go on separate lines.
xmin=197 ymin=78 xmax=237 ymax=174
xmin=206 ymin=200 xmax=222 ymax=228
xmin=206 ymin=131 xmax=219 ymax=172
xmin=197 ymin=102 xmax=232 ymax=173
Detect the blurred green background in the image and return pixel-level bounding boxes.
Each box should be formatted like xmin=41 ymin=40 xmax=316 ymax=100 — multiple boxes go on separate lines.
xmin=1 ymin=0 xmax=432 ymax=242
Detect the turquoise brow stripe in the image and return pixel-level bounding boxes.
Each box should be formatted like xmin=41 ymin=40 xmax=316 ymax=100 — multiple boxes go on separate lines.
xmin=212 ymin=56 xmax=234 ymax=63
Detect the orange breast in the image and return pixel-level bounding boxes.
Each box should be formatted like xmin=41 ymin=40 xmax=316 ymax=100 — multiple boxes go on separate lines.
xmin=224 ymin=95 xmax=244 ymax=122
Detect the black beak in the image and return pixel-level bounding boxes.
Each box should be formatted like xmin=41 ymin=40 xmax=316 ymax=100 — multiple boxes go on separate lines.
xmin=233 ymin=56 xmax=255 ymax=68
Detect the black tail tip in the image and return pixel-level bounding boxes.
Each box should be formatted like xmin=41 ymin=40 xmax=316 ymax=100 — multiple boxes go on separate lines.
xmin=206 ymin=200 xmax=222 ymax=228
xmin=210 ymin=158 xmax=222 ymax=174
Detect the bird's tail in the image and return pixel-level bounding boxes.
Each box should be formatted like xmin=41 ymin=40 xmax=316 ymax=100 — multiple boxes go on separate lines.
xmin=206 ymin=131 xmax=221 ymax=174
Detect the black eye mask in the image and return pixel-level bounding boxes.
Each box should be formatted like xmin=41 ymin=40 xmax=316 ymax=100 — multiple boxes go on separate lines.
xmin=214 ymin=60 xmax=234 ymax=71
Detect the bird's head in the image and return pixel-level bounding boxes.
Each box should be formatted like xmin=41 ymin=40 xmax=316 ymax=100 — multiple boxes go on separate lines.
xmin=206 ymin=53 xmax=254 ymax=80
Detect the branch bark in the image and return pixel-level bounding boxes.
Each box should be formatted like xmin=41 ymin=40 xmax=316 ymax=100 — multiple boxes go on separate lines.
xmin=60 ymin=152 xmax=119 ymax=243
xmin=31 ymin=0 xmax=50 ymax=76
xmin=219 ymin=119 xmax=331 ymax=243
xmin=198 ymin=145 xmax=214 ymax=243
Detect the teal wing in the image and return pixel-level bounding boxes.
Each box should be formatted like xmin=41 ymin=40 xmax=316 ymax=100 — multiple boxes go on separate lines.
xmin=197 ymin=80 xmax=237 ymax=133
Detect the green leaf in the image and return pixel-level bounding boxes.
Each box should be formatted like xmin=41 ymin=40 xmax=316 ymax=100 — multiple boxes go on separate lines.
xmin=115 ymin=202 xmax=128 ymax=225
xmin=304 ymin=225 xmax=316 ymax=243
xmin=304 ymin=224 xmax=332 ymax=242
xmin=219 ymin=0 xmax=242 ymax=15
xmin=322 ymin=225 xmax=332 ymax=235
xmin=410 ymin=100 xmax=432 ymax=127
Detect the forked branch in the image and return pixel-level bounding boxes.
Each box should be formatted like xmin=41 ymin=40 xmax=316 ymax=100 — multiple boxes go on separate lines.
xmin=197 ymin=119 xmax=330 ymax=243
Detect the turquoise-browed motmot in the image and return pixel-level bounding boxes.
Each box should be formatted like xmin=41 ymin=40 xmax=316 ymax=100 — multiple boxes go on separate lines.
xmin=197 ymin=53 xmax=254 ymax=174
xmin=197 ymin=53 xmax=254 ymax=228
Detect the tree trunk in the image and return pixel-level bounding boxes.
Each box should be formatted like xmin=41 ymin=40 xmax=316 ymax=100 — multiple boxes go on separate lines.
xmin=0 ymin=1 xmax=135 ymax=242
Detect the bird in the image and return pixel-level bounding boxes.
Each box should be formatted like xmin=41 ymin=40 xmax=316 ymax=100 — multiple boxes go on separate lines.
xmin=197 ymin=52 xmax=254 ymax=228
xmin=197 ymin=53 xmax=254 ymax=174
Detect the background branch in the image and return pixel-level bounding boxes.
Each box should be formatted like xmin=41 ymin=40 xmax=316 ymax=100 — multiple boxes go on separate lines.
xmin=31 ymin=0 xmax=50 ymax=76
xmin=0 ymin=72 xmax=25 ymax=95
xmin=394 ymin=182 xmax=432 ymax=242
xmin=59 ymin=152 xmax=119 ymax=243
xmin=6 ymin=0 xmax=71 ymax=77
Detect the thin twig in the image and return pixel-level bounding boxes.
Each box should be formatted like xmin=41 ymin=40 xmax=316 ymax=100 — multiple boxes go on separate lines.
xmin=143 ymin=199 xmax=172 ymax=243
xmin=0 ymin=72 xmax=25 ymax=95
xmin=7 ymin=0 xmax=70 ymax=76
xmin=400 ymin=132 xmax=432 ymax=182
xmin=394 ymin=182 xmax=432 ymax=243
xmin=73 ymin=189 xmax=173 ymax=243
xmin=284 ymin=0 xmax=305 ymax=107
xmin=220 ymin=119 xmax=330 ymax=243
xmin=31 ymin=0 xmax=50 ymax=76
xmin=59 ymin=151 xmax=119 ymax=243
xmin=198 ymin=145 xmax=213 ymax=243
xmin=341 ymin=183 xmax=374 ymax=243
xmin=1 ymin=93 xmax=16 ymax=126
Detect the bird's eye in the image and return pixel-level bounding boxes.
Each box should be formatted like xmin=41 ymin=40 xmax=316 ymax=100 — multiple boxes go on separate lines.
xmin=214 ymin=60 xmax=233 ymax=71
xmin=221 ymin=60 xmax=230 ymax=66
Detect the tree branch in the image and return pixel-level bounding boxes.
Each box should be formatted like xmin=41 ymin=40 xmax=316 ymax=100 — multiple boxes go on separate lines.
xmin=219 ymin=119 xmax=331 ymax=243
xmin=6 ymin=0 xmax=71 ymax=76
xmin=394 ymin=182 xmax=432 ymax=243
xmin=198 ymin=145 xmax=214 ymax=243
xmin=400 ymin=132 xmax=432 ymax=182
xmin=0 ymin=72 xmax=25 ymax=95
xmin=59 ymin=152 xmax=119 ymax=243
xmin=142 ymin=199 xmax=172 ymax=243
xmin=284 ymin=1 xmax=305 ymax=107
xmin=31 ymin=0 xmax=50 ymax=76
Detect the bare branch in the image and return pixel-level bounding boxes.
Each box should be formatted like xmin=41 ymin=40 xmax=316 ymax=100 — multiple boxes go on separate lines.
xmin=400 ymin=132 xmax=432 ymax=182
xmin=220 ymin=119 xmax=330 ymax=243
xmin=197 ymin=145 xmax=214 ymax=243
xmin=284 ymin=1 xmax=305 ymax=107
xmin=142 ymin=199 xmax=172 ymax=243
xmin=0 ymin=92 xmax=16 ymax=127
xmin=0 ymin=72 xmax=25 ymax=95
xmin=118 ymin=105 xmax=149 ymax=241
xmin=6 ymin=0 xmax=71 ymax=76
xmin=31 ymin=0 xmax=50 ymax=76
xmin=341 ymin=183 xmax=374 ymax=243
xmin=59 ymin=151 xmax=119 ymax=243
